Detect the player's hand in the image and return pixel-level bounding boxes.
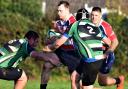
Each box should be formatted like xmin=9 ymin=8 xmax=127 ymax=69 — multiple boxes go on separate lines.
xmin=44 ymin=37 xmax=57 ymax=45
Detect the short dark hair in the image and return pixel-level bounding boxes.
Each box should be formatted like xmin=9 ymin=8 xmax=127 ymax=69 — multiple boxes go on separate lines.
xmin=58 ymin=1 xmax=69 ymax=8
xmin=76 ymin=8 xmax=89 ymax=21
xmin=92 ymin=7 xmax=101 ymax=13
xmin=24 ymin=30 xmax=39 ymax=40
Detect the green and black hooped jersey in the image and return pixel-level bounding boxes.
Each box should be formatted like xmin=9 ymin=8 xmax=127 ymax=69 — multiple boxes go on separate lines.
xmin=0 ymin=39 xmax=34 ymax=68
xmin=64 ymin=19 xmax=106 ymax=62
xmin=47 ymin=29 xmax=74 ymax=47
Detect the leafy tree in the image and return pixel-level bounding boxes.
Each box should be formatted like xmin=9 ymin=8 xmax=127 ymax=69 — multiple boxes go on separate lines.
xmin=107 ymin=13 xmax=128 ymax=77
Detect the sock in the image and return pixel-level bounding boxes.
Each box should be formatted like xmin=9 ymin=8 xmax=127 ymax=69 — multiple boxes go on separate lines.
xmin=40 ymin=84 xmax=47 ymax=89
xmin=115 ymin=78 xmax=121 ymax=84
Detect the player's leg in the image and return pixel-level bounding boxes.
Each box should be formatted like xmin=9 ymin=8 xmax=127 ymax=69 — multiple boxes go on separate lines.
xmin=14 ymin=70 xmax=28 ymax=89
xmin=45 ymin=52 xmax=62 ymax=66
xmin=71 ymin=70 xmax=81 ymax=89
xmin=57 ymin=50 xmax=81 ymax=89
xmin=0 ymin=68 xmax=27 ymax=89
xmin=98 ymin=52 xmax=124 ymax=88
xmin=98 ymin=52 xmax=116 ymax=85
xmin=71 ymin=59 xmax=83 ymax=89
xmin=31 ymin=51 xmax=61 ymax=66
xmin=40 ymin=62 xmax=55 ymax=89
xmin=82 ymin=60 xmax=103 ymax=89
xmin=98 ymin=73 xmax=116 ymax=86
xmin=40 ymin=52 xmax=62 ymax=89
xmin=116 ymin=75 xmax=124 ymax=89
xmin=98 ymin=73 xmax=124 ymax=89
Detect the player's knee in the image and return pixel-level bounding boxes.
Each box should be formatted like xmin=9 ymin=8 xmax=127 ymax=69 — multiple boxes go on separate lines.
xmin=18 ymin=71 xmax=28 ymax=82
xmin=98 ymin=79 xmax=107 ymax=86
xmin=71 ymin=71 xmax=79 ymax=82
xmin=43 ymin=62 xmax=54 ymax=69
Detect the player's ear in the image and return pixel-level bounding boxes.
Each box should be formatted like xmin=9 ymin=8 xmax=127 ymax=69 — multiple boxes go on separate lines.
xmin=100 ymin=13 xmax=102 ymax=18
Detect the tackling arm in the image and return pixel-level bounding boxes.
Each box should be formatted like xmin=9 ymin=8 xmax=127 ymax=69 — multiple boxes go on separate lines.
xmin=43 ymin=35 xmax=68 ymax=52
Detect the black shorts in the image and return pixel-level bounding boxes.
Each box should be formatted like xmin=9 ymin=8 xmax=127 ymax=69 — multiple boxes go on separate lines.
xmin=76 ymin=59 xmax=103 ymax=86
xmin=55 ymin=48 xmax=81 ymax=74
xmin=0 ymin=67 xmax=23 ymax=80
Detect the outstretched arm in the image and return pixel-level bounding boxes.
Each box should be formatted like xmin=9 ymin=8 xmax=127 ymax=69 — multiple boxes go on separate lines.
xmin=43 ymin=35 xmax=68 ymax=52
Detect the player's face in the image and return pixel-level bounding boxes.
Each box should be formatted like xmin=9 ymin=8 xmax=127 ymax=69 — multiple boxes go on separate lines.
xmin=57 ymin=4 xmax=68 ymax=20
xmin=91 ymin=11 xmax=102 ymax=26
xmin=29 ymin=38 xmax=39 ymax=47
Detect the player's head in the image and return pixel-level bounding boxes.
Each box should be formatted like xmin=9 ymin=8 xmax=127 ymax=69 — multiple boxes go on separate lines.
xmin=76 ymin=8 xmax=89 ymax=21
xmin=57 ymin=1 xmax=70 ymax=20
xmin=24 ymin=30 xmax=39 ymax=47
xmin=91 ymin=7 xmax=102 ymax=26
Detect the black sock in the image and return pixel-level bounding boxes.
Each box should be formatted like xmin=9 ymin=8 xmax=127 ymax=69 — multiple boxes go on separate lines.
xmin=40 ymin=84 xmax=47 ymax=89
xmin=115 ymin=77 xmax=121 ymax=84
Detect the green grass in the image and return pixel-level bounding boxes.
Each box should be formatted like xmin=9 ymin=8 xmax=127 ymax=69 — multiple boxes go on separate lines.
xmin=0 ymin=76 xmax=127 ymax=89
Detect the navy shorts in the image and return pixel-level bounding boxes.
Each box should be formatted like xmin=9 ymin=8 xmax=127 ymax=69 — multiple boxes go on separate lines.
xmin=100 ymin=52 xmax=115 ymax=74
xmin=76 ymin=59 xmax=103 ymax=86
xmin=55 ymin=48 xmax=81 ymax=74
xmin=0 ymin=67 xmax=23 ymax=80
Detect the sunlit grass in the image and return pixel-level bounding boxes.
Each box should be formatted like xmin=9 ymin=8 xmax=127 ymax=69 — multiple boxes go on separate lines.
xmin=0 ymin=75 xmax=127 ymax=89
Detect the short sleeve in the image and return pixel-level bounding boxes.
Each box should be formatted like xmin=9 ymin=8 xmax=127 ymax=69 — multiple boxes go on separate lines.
xmin=63 ymin=22 xmax=78 ymax=38
xmin=106 ymin=25 xmax=117 ymax=41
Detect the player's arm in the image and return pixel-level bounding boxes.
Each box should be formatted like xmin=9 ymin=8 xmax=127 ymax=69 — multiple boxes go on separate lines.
xmin=43 ymin=35 xmax=68 ymax=52
xmin=43 ymin=21 xmax=77 ymax=52
xmin=103 ymin=37 xmax=118 ymax=58
xmin=44 ymin=27 xmax=61 ymax=45
xmin=107 ymin=38 xmax=118 ymax=52
xmin=106 ymin=24 xmax=119 ymax=51
xmin=101 ymin=33 xmax=112 ymax=58
xmin=44 ymin=36 xmax=58 ymax=45
xmin=102 ymin=37 xmax=112 ymax=58
xmin=102 ymin=37 xmax=111 ymax=46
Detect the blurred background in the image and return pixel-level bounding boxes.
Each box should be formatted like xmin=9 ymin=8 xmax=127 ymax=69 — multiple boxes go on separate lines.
xmin=0 ymin=0 xmax=128 ymax=83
